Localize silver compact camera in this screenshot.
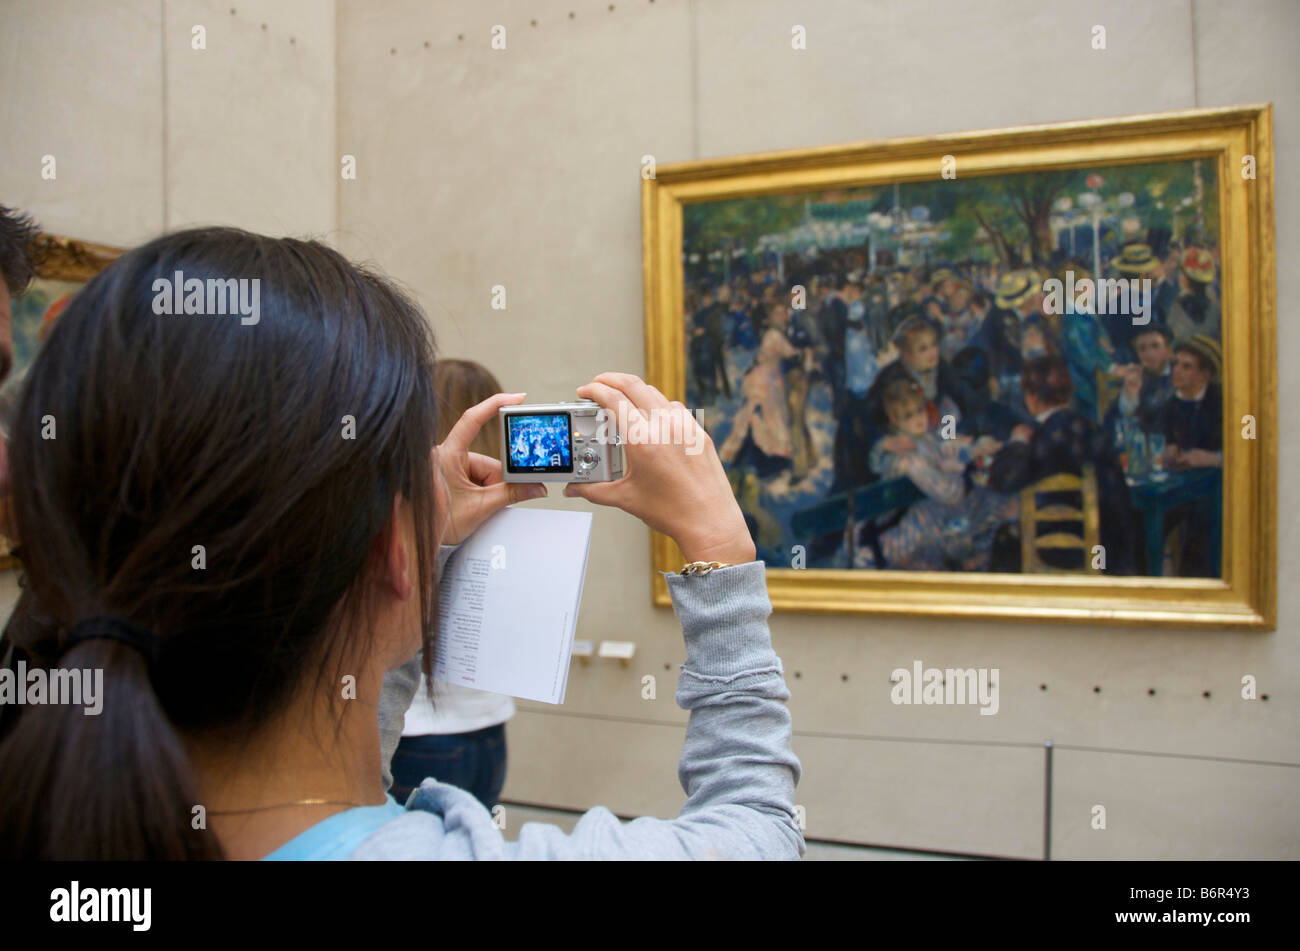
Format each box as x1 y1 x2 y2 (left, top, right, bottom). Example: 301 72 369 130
499 399 625 483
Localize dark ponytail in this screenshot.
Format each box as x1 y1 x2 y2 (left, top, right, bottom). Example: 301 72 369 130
3 640 216 859
0 228 441 859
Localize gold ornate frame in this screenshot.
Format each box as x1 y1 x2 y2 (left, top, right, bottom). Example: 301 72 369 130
0 234 124 571
641 105 1276 629
27 234 124 282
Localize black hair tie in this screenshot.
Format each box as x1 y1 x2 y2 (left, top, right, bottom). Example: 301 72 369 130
63 616 160 666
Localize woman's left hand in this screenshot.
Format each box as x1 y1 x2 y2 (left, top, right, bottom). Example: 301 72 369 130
435 392 548 546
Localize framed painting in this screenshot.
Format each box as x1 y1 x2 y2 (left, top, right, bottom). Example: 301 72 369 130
0 234 124 570
641 105 1275 629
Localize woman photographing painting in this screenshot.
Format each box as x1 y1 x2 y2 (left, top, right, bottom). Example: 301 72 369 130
0 227 802 861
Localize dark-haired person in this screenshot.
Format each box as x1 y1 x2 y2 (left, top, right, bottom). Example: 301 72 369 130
951 346 1030 443
1108 243 1162 363
0 206 41 483
867 314 968 434
972 271 1036 413
1156 335 1223 577
1162 335 1223 471
385 358 516 812
987 355 1137 574
938 282 978 361
0 205 40 384
814 274 856 415
0 227 801 860
1102 323 1175 442
0 206 42 744
832 312 966 493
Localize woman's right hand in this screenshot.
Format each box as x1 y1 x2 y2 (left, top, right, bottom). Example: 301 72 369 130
562 372 756 566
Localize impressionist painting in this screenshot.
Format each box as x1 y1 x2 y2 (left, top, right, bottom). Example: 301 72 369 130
0 236 122 570
682 158 1223 580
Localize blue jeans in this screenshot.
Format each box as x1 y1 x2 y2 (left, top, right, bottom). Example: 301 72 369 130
389 724 507 811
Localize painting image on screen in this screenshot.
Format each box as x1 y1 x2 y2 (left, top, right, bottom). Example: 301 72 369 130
506 413 573 472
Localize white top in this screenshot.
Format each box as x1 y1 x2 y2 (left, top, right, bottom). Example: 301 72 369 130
401 671 516 736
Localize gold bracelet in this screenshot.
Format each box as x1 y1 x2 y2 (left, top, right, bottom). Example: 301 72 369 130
680 561 730 576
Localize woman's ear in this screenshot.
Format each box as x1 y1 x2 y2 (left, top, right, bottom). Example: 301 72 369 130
379 495 414 602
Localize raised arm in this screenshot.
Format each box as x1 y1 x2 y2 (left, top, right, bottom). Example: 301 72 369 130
504 563 802 859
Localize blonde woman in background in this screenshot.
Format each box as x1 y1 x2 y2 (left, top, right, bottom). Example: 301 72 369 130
389 359 515 810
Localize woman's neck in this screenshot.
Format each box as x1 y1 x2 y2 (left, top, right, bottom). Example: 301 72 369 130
183 679 389 860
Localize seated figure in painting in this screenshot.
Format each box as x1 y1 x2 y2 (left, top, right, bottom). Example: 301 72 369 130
951 346 1032 442
854 378 1013 571
939 283 983 361
1162 335 1223 469
1042 263 1118 425
971 271 1038 414
1155 334 1223 577
834 311 970 494
875 313 968 425
1102 322 1175 442
987 355 1138 574
1106 243 1163 364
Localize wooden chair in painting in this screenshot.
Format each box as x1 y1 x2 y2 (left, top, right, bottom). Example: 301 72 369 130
1019 464 1102 574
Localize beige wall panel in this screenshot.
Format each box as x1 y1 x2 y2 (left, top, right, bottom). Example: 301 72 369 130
0 0 164 246
791 733 1044 857
164 0 336 236
338 0 1298 854
501 708 697 818
1052 748 1300 858
694 0 1196 156
335 0 694 377
504 709 1045 858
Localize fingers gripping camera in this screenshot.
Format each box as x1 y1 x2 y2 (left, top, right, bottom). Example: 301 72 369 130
500 399 625 483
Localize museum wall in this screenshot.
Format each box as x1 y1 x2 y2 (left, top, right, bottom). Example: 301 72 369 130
0 0 337 625
0 0 1294 857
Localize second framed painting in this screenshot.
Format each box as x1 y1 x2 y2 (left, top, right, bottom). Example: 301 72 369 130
0 234 123 571
641 105 1275 629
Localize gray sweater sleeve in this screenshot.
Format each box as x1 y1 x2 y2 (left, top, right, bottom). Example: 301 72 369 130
377 544 461 792
359 559 804 860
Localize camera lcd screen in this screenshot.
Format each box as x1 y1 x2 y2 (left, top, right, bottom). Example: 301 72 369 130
505 412 573 473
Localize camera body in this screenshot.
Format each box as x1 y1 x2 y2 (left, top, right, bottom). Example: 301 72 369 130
499 399 624 483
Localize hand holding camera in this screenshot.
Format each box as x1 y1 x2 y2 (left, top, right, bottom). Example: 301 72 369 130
441 374 754 566
435 391 547 546
559 372 755 566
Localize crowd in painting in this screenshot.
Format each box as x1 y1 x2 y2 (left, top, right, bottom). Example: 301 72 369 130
687 235 1223 576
